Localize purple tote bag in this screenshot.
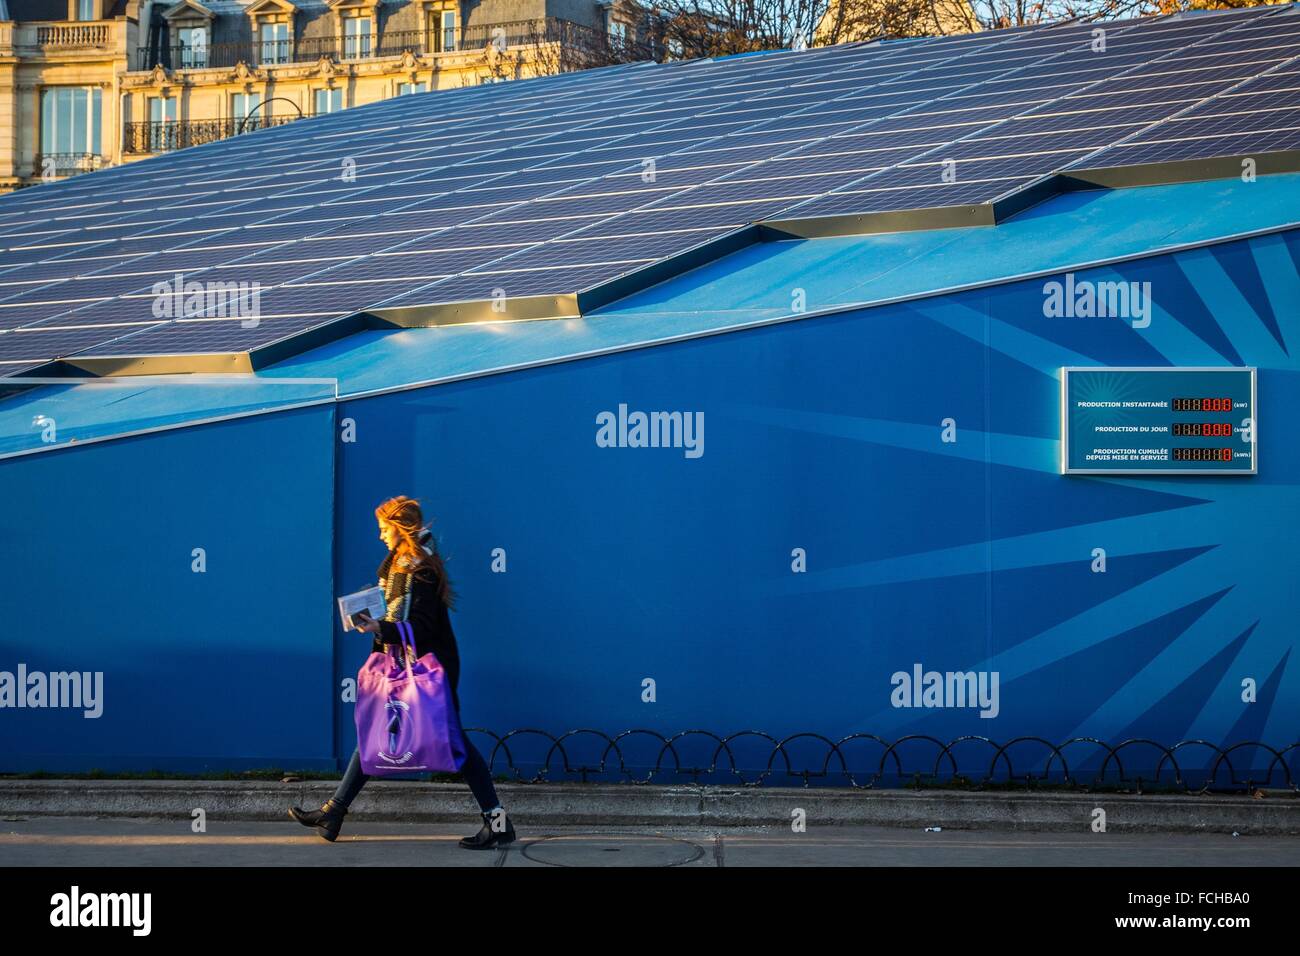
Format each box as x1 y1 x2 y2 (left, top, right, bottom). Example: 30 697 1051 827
355 621 467 775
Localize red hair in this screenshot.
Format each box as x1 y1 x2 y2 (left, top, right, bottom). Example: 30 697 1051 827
375 495 456 608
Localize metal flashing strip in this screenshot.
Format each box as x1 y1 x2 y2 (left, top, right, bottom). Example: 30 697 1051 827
369 293 582 327
765 155 1300 241
0 374 338 391
1062 150 1300 189
759 203 998 240
336 216 1300 404
57 352 258 376
0 374 340 461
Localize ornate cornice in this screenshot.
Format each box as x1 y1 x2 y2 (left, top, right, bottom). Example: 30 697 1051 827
228 60 266 82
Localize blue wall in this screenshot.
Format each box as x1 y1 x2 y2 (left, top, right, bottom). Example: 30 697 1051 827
0 405 337 772
2 230 1295 781
334 230 1299 776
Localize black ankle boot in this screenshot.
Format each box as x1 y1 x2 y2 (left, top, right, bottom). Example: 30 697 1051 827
288 799 347 842
459 809 516 849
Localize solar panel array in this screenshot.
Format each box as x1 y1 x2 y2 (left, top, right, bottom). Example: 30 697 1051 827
3 5 1300 375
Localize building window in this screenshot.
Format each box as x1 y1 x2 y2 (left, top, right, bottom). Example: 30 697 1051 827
40 87 102 162
260 22 289 64
177 26 209 68
148 96 177 122
608 19 628 42
147 95 177 151
232 92 263 130
344 16 372 58
397 81 427 95
430 9 456 51
441 10 457 51
314 88 343 114
76 0 96 20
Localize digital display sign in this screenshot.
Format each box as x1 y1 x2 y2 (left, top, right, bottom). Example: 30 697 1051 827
1061 367 1256 475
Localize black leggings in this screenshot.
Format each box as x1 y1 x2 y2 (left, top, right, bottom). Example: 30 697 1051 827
332 737 500 813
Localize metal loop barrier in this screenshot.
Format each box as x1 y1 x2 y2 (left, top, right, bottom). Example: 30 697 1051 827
455 729 1297 792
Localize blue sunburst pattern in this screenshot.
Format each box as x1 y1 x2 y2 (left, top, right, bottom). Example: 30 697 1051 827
326 226 1300 781
716 230 1299 768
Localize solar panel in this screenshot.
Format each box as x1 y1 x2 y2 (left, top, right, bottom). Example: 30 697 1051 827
68 314 341 356
770 6 1299 222
3 5 1300 372
1070 40 1300 171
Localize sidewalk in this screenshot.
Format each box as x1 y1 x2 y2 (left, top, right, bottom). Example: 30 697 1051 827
1 779 1297 834
4 818 1300 867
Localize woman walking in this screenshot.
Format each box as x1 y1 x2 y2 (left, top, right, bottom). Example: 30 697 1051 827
289 495 516 849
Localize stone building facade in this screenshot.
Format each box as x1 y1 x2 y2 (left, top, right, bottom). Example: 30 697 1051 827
0 0 654 190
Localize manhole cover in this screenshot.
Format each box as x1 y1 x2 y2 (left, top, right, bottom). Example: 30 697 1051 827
522 834 705 867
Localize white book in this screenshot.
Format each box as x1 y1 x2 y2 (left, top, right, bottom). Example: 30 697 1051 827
337 586 386 632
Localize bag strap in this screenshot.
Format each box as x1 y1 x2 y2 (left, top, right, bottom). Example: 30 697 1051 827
397 620 416 680
387 620 408 673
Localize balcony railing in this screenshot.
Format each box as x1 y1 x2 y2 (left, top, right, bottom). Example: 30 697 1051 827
35 23 112 48
133 18 658 72
122 116 299 155
136 31 430 71
497 18 659 64
453 17 658 71
33 152 104 177
8 20 121 52
296 29 433 60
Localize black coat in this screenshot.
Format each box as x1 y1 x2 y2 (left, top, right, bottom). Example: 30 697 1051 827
373 559 462 715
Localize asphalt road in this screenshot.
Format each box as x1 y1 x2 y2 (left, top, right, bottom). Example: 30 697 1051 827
2 816 1298 866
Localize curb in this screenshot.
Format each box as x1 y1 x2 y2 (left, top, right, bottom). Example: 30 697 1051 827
1 780 1298 834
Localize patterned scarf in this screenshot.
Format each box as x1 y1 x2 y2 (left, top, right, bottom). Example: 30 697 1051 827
377 530 433 664
378 551 416 622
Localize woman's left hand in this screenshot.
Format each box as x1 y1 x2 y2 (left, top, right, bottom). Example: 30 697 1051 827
354 612 383 634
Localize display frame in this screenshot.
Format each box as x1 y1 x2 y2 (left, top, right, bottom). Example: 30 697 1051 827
1059 366 1257 476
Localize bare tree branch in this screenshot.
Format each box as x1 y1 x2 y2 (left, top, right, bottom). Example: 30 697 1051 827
521 0 1280 77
